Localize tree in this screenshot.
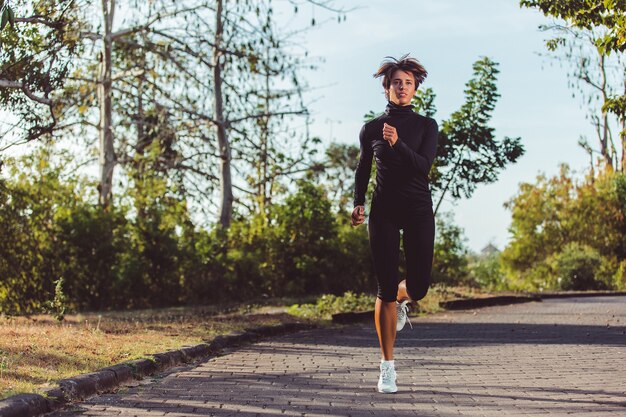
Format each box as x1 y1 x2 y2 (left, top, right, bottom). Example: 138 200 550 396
316 142 360 213
218 1 347 228
409 58 525 215
521 0 626 171
0 0 84 146
431 212 470 285
501 165 626 290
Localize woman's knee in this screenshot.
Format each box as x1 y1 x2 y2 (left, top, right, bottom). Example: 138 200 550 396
377 284 398 303
406 280 429 301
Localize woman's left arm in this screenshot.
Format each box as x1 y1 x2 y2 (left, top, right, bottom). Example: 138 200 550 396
392 118 438 176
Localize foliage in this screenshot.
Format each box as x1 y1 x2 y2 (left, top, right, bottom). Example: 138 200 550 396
430 57 525 214
216 178 376 302
412 87 437 118
0 154 362 313
315 142 360 213
551 242 607 291
286 291 375 320
502 166 626 291
0 0 84 141
519 1 626 55
432 213 470 286
44 277 67 321
0 147 99 314
467 252 508 291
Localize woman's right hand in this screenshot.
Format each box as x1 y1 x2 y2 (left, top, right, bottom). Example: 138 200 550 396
351 205 365 227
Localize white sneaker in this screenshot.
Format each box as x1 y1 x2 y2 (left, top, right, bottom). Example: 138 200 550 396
396 300 412 331
377 361 397 393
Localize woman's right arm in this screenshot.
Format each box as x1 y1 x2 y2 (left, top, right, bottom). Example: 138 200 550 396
353 124 373 208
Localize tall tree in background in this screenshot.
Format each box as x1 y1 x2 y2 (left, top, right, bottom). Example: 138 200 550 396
200 0 345 228
415 57 525 215
520 0 626 172
232 2 334 222
212 0 232 229
317 142 359 213
98 0 115 208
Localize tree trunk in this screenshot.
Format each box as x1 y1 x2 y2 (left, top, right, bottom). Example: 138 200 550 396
621 116 626 173
213 0 233 230
598 54 614 170
622 80 626 173
260 50 271 223
98 0 116 208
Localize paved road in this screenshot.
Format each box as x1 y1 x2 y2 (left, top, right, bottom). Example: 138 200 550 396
50 297 626 417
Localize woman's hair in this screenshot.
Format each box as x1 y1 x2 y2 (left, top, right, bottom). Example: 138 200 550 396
373 54 427 89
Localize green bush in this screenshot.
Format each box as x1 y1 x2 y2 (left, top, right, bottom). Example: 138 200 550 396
224 180 375 299
287 291 375 319
432 213 470 285
552 242 606 291
0 145 486 314
468 252 508 290
503 167 626 291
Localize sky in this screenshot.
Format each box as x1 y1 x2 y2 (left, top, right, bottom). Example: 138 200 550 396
281 0 597 252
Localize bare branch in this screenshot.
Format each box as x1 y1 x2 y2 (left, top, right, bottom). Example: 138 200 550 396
0 80 52 105
112 68 146 82
110 4 209 40
14 16 65 29
227 109 308 126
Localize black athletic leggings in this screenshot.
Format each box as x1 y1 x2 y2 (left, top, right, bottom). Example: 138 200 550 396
368 201 435 303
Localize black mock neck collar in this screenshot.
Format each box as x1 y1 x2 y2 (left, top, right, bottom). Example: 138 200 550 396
385 101 414 116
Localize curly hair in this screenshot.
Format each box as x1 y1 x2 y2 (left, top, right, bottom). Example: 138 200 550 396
373 54 428 89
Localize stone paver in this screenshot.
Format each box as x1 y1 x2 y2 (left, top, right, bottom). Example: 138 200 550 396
49 297 626 416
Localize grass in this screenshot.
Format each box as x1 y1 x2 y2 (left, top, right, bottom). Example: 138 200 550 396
285 285 502 319
0 301 314 400
0 286 499 400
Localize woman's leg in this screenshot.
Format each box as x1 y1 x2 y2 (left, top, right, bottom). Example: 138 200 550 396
368 207 401 360
402 211 436 302
375 298 397 360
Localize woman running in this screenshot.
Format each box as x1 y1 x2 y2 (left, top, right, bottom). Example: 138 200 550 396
351 54 438 393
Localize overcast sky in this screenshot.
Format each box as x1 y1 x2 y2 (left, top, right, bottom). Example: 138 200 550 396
284 0 596 252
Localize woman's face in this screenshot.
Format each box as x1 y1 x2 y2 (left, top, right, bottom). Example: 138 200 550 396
386 69 416 106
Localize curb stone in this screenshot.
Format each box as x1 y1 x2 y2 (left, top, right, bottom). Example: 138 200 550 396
532 290 626 299
0 321 315 417
440 295 542 310
332 310 373 324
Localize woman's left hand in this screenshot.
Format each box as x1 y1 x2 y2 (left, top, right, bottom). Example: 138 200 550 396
382 123 398 146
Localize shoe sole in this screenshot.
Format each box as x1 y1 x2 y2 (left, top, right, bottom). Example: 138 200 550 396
377 387 398 393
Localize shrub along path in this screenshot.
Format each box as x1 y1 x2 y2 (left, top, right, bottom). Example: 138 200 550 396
47 296 626 416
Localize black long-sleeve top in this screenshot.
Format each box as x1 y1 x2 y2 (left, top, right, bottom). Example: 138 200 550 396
353 102 438 210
